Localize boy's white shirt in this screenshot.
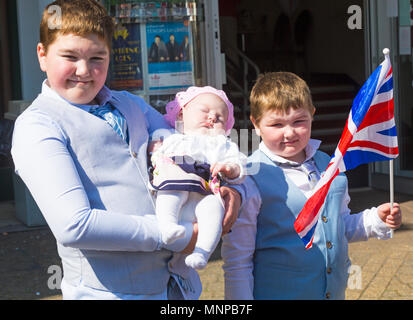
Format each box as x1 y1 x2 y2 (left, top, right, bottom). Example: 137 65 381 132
221 139 393 300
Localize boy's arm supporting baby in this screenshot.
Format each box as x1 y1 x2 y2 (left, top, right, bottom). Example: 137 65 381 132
180 185 242 255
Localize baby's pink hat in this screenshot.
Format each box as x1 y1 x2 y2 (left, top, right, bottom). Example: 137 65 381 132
164 86 235 135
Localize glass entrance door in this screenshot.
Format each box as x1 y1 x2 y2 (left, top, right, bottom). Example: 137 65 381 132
367 0 413 186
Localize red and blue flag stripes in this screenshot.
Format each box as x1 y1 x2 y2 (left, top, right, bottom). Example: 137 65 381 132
294 50 398 249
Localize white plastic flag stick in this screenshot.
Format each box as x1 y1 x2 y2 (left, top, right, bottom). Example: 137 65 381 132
389 157 394 238
383 48 394 211
389 159 394 211
383 48 395 239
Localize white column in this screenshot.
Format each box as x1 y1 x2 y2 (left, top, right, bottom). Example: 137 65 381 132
16 0 47 101
203 0 223 89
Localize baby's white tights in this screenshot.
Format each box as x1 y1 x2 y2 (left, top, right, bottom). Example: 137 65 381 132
156 190 188 245
185 194 224 269
156 191 224 270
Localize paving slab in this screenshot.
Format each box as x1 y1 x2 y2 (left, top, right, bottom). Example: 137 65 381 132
0 188 412 300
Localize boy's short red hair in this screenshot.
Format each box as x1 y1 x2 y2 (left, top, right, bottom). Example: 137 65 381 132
250 72 315 125
40 0 114 53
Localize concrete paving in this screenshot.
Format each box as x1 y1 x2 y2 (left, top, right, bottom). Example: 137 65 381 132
1 188 412 300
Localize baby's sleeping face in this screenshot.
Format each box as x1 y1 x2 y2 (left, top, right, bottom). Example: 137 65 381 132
178 93 228 136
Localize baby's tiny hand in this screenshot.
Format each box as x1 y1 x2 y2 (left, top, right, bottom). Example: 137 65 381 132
210 162 240 180
377 202 402 230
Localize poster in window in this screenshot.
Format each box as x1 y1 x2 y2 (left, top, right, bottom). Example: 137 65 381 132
146 21 194 90
110 23 143 91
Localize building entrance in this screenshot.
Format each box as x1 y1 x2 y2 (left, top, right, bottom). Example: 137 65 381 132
219 0 368 188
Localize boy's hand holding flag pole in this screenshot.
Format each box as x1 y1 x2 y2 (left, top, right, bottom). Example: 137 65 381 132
294 48 399 249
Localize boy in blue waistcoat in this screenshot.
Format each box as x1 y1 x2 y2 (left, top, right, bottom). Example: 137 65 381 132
221 72 402 300
11 0 241 300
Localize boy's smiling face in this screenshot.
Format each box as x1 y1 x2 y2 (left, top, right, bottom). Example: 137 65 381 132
251 107 314 163
37 33 110 105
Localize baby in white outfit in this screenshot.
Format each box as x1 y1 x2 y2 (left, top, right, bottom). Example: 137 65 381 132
150 86 246 270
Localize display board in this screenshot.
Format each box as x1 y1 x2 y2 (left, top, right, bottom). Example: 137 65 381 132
106 1 203 102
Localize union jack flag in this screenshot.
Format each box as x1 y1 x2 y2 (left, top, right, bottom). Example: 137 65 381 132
294 50 399 249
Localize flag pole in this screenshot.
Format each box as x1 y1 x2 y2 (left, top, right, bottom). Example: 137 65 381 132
389 157 394 238
389 159 394 210
383 48 394 212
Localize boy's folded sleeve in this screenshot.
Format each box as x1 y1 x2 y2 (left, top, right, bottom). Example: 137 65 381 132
363 207 393 239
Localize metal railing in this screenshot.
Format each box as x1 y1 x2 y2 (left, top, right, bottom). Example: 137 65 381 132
225 47 260 127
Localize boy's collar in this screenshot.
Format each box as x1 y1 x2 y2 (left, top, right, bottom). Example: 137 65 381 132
259 139 322 166
41 80 113 109
95 85 112 106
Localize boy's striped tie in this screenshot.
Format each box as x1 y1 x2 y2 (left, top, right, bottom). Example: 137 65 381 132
89 103 129 142
300 160 321 189
274 159 320 189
